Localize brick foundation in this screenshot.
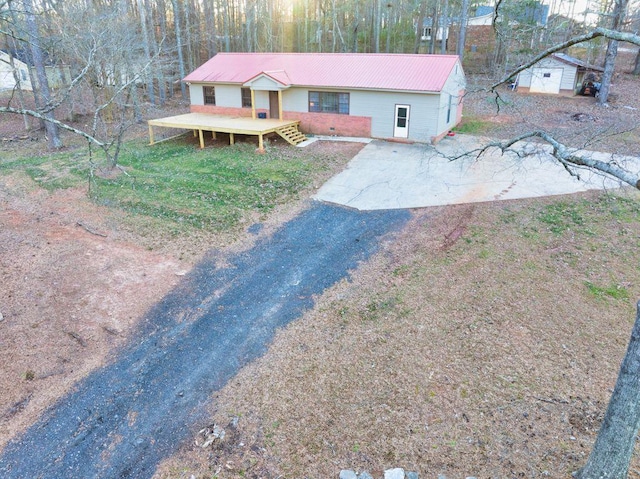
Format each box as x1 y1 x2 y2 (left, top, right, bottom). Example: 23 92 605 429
283 112 371 137
190 105 372 138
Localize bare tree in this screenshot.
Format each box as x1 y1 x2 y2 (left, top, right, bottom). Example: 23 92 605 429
2 31 30 130
575 301 640 478
19 0 62 148
171 0 187 98
598 0 629 104
413 0 427 54
479 26 640 476
1 1 163 171
456 0 470 59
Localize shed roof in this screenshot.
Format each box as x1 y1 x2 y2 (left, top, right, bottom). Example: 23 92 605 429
183 53 461 93
551 53 604 72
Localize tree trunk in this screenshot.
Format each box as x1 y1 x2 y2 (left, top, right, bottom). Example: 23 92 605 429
145 0 166 104
203 0 217 57
633 47 640 75
223 0 231 52
4 32 31 131
413 0 427 54
597 0 627 105
352 1 359 53
456 0 470 60
137 0 156 104
441 0 449 54
385 4 391 53
429 3 439 55
598 39 618 104
22 0 62 148
576 301 640 478
373 0 382 53
171 0 187 99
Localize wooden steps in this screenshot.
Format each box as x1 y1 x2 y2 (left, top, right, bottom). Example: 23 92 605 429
275 124 307 145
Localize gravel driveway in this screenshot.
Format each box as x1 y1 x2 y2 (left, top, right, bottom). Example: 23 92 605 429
0 203 409 479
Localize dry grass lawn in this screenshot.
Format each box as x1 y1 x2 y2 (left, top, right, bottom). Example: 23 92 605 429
155 189 640 479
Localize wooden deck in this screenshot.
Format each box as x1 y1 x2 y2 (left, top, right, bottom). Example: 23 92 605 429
147 113 304 150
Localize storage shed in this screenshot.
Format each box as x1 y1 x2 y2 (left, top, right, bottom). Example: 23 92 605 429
0 51 30 91
183 53 466 143
515 53 604 95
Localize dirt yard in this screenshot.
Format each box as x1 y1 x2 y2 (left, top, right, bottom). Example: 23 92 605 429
0 177 185 450
1 58 640 478
462 48 640 157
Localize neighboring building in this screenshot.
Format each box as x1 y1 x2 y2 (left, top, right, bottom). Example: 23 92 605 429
1 50 72 92
0 50 30 91
468 5 495 26
183 52 466 143
515 52 604 95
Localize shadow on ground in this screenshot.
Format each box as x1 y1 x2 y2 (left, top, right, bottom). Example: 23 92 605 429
0 202 410 479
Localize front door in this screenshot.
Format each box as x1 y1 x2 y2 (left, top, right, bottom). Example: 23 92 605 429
269 91 280 119
394 104 410 138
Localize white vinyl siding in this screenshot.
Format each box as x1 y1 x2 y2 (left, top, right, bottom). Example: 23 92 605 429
437 60 464 131
281 87 440 140
518 57 576 92
213 84 242 107
530 68 563 94
190 84 254 108
189 61 466 141
190 84 204 105
353 90 440 140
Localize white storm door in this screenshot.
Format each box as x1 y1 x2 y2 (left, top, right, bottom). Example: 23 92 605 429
393 104 410 138
530 68 562 94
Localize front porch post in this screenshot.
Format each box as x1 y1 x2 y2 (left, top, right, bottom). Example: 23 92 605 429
229 132 235 145
278 90 283 120
198 129 204 149
258 133 264 152
251 90 256 119
148 124 155 145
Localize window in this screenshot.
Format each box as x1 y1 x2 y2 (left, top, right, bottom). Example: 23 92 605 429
446 94 452 124
241 88 252 108
203 86 216 105
308 91 349 115
543 73 551 78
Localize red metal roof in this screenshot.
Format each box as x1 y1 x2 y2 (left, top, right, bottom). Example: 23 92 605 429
183 53 461 92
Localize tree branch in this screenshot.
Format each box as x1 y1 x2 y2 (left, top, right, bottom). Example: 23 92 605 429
0 105 105 148
464 131 640 190
490 28 640 90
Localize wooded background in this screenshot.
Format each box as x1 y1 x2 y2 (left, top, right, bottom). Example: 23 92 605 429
1 0 639 156
2 0 639 105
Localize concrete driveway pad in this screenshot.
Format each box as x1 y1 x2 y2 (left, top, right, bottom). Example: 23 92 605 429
315 135 640 211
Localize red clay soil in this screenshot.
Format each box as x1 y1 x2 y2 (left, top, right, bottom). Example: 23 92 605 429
0 176 184 450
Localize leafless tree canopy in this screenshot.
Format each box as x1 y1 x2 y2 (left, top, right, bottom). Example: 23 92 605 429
0 0 638 170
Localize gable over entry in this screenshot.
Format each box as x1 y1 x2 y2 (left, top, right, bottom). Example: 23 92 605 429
243 71 290 120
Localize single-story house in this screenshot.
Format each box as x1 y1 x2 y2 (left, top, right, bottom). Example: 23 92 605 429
0 50 31 91
515 52 604 95
183 52 466 143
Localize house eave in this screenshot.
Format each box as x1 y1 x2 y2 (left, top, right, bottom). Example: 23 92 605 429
186 80 444 95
